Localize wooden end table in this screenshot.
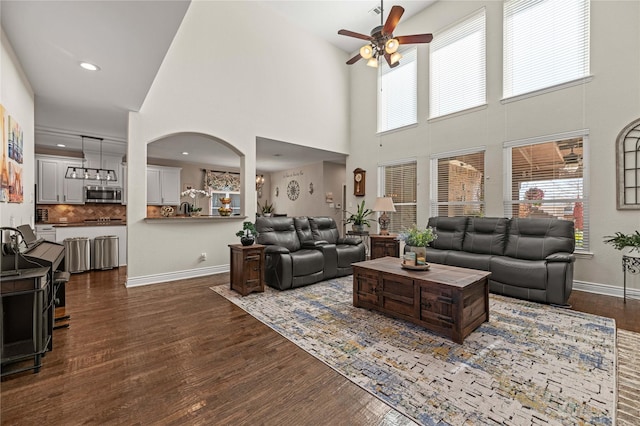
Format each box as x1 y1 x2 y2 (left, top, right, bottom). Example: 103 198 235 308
229 244 265 296
370 234 400 259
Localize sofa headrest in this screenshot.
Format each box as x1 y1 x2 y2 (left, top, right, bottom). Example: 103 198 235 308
294 217 313 243
309 217 339 244
256 217 300 252
505 218 575 260
427 216 468 251
463 217 509 255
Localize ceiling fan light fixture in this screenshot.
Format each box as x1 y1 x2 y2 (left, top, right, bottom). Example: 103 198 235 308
390 51 402 65
366 57 379 68
360 44 374 60
385 38 399 54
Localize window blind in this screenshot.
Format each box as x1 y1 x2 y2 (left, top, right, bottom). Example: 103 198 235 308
378 48 417 133
430 9 486 118
504 137 588 250
503 0 590 98
380 161 417 233
430 150 485 217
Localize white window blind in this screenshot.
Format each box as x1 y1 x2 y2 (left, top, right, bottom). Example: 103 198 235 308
380 161 417 233
504 136 588 250
430 9 486 118
378 47 417 133
430 150 485 217
503 0 590 98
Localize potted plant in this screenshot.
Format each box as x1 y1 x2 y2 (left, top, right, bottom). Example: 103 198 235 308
236 221 258 246
603 230 640 257
397 224 438 262
345 200 374 232
258 200 274 217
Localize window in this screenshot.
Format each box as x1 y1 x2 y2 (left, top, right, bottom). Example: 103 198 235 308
430 8 486 118
430 149 485 217
504 132 588 250
378 47 417 133
503 0 590 98
379 160 417 233
616 118 640 210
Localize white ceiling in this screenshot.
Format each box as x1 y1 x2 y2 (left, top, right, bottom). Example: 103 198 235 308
1 0 434 172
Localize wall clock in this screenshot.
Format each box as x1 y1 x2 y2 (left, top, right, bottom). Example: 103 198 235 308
353 168 366 197
287 180 300 201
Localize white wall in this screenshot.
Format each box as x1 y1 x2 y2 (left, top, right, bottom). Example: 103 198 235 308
0 30 35 228
126 1 350 284
347 1 640 296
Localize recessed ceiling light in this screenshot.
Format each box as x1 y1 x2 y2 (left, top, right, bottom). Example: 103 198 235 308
56 143 66 147
182 152 189 155
79 62 100 71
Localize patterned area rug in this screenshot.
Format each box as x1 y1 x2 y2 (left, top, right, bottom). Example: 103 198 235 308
211 277 616 425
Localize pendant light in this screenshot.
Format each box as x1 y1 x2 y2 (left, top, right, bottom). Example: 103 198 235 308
65 135 117 181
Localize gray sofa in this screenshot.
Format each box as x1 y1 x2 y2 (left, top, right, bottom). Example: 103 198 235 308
255 216 365 290
423 216 575 305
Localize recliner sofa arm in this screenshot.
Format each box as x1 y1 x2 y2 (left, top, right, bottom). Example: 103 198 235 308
545 252 575 263
265 245 290 255
302 240 328 248
337 237 362 245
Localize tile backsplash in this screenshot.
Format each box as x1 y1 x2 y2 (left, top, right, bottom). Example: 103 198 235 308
37 204 126 223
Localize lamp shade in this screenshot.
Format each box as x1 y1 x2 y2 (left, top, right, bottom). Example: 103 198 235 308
372 197 396 212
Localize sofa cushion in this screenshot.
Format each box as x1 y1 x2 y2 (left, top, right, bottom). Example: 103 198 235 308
504 218 575 261
256 217 300 252
427 216 468 251
446 250 493 271
294 217 314 243
290 249 325 277
462 217 508 255
490 256 547 290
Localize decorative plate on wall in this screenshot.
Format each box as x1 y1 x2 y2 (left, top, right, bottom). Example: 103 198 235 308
287 180 300 201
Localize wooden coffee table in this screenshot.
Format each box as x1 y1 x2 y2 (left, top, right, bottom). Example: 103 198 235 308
352 257 491 344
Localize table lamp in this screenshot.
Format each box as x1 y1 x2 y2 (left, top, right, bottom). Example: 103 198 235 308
372 197 396 235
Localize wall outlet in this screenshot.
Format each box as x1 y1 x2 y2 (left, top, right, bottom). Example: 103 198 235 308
200 252 207 261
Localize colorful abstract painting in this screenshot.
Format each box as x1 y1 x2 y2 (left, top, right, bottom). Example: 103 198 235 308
1 107 24 203
0 105 9 202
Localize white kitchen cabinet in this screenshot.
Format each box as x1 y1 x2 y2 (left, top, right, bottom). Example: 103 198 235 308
36 155 85 204
84 151 123 187
55 225 127 267
147 165 181 206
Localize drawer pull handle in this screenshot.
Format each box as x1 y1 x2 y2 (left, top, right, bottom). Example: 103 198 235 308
437 296 453 304
245 255 260 261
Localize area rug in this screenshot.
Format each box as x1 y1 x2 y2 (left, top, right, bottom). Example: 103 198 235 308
211 277 616 425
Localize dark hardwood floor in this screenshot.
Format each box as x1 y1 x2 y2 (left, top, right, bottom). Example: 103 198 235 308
1 268 638 425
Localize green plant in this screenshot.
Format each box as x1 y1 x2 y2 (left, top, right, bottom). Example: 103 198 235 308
258 200 274 214
397 224 437 247
345 200 374 227
603 231 640 252
236 221 258 238
189 204 202 213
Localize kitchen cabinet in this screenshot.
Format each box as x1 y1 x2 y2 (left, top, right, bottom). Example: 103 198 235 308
84 151 123 187
147 165 181 206
34 224 56 242
55 225 127 267
36 155 85 204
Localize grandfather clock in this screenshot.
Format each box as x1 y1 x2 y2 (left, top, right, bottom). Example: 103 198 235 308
353 168 366 197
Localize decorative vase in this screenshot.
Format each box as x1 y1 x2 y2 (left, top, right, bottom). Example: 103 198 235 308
240 236 255 246
263 213 272 217
352 224 365 233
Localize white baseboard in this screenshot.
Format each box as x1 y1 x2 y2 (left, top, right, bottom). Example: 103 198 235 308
573 280 639 300
126 264 229 288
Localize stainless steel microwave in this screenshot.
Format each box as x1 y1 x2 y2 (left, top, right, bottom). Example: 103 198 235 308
85 186 122 203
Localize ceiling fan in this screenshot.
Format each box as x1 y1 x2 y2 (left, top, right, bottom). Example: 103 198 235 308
338 1 433 68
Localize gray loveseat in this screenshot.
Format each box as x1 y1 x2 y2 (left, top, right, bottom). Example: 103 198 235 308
255 216 365 290
423 216 575 305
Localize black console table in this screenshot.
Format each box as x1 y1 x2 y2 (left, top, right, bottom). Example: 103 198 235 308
1 267 52 376
622 254 640 302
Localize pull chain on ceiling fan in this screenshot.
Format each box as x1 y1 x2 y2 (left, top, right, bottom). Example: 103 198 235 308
338 0 433 68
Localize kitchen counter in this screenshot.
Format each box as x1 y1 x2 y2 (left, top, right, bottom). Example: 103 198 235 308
144 215 247 222
37 222 126 227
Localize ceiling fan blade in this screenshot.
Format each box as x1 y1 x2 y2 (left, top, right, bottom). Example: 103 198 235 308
382 6 405 35
396 33 433 45
338 29 372 41
346 53 363 65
